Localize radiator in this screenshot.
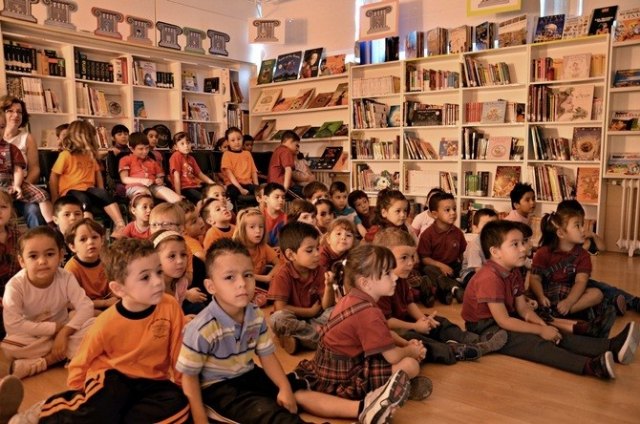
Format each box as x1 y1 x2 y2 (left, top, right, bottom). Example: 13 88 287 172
617 179 640 257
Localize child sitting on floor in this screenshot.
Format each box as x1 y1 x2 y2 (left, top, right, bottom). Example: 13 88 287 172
221 126 259 208
201 198 235 251
348 190 374 230
504 182 536 227
330 182 367 238
319 217 356 270
112 193 153 240
364 189 414 243
459 208 498 287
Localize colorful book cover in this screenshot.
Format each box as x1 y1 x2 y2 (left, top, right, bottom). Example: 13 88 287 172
609 111 640 131
439 138 458 158
486 136 512 160
272 51 303 82
474 21 494 50
300 48 324 78
575 167 600 202
271 96 295 112
257 59 276 85
615 8 640 42
562 15 590 39
314 120 344 138
133 100 147 118
448 25 471 54
405 31 424 59
562 53 591 79
588 6 618 35
533 14 565 43
301 126 320 139
613 69 640 87
289 88 316 110
327 82 349 107
554 84 594 121
320 54 346 76
481 101 507 124
182 70 198 91
253 119 276 141
387 105 402 127
571 127 601 161
139 61 157 87
493 166 521 198
252 88 282 113
607 153 640 175
307 92 333 109
292 125 311 138
498 14 528 47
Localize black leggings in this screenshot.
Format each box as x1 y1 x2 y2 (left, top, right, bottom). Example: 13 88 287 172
67 188 115 211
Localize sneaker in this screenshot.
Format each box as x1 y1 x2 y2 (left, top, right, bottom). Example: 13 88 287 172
587 351 616 380
278 336 298 355
408 376 433 401
584 305 617 338
613 295 627 316
10 358 47 380
609 321 640 364
0 376 23 424
474 329 508 355
358 370 410 424
8 400 43 424
452 286 464 304
447 341 481 361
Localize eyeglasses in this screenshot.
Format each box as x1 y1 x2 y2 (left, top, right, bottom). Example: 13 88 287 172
150 222 180 229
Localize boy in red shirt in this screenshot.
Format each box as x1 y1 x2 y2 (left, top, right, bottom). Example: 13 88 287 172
169 132 214 204
267 130 298 192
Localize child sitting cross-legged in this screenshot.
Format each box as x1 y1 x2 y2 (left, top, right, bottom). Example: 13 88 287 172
221 126 259 208
1 227 94 380
504 182 536 227
373 227 507 365
462 220 640 379
112 193 154 240
177 238 411 424
268 222 334 355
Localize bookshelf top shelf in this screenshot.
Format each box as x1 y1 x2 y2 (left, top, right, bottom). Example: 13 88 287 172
251 73 348 89
529 34 609 48
609 86 640 93
404 88 459 96
133 85 174 92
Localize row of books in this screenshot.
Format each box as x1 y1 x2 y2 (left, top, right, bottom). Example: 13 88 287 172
462 129 523 161
527 165 575 203
530 126 601 161
252 83 348 114
405 169 457 195
184 122 215 149
76 82 112 117
609 111 640 131
74 48 115 83
257 49 347 85
403 134 458 161
226 104 248 133
531 53 605 82
6 76 61 114
358 36 400 65
462 57 512 87
352 76 400 98
464 101 525 124
351 136 400 160
405 66 460 92
405 101 459 127
527 84 595 123
3 42 66 77
353 164 399 192
132 60 174 88
353 98 389 129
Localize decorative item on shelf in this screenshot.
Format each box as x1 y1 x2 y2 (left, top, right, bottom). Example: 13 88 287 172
249 19 283 44
359 0 399 42
126 16 153 45
108 101 123 117
183 27 206 54
157 21 183 50
42 0 77 30
1 0 38 23
92 8 123 39
154 124 171 148
207 30 230 56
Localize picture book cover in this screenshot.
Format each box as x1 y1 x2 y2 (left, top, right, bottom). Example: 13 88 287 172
448 25 471 54
562 53 591 79
257 59 276 85
498 14 528 48
182 70 198 91
474 21 494 50
252 88 282 113
270 129 288 141
554 84 594 121
486 136 512 160
575 167 600 203
271 96 296 112
203 77 220 93
327 82 349 107
562 15 590 39
253 119 276 141
387 105 402 127
301 126 320 139
615 8 640 42
289 88 316 110
334 124 349 136
481 101 507 124
300 48 324 78
533 14 565 43
138 61 157 87
609 111 640 131
133 100 147 118
320 54 346 76
607 153 640 175
272 51 303 82
310 146 344 170
410 108 442 126
189 101 210 121
613 69 640 87
571 127 602 161
588 6 618 35
314 120 344 138
439 138 458 158
307 92 333 109
292 125 311 138
493 166 521 198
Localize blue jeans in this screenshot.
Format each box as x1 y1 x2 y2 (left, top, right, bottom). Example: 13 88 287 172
14 201 45 228
588 278 637 307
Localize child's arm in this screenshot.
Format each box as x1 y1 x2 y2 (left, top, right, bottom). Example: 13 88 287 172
182 374 208 424
487 298 560 342
356 222 367 238
225 169 248 195
381 341 425 364
11 166 24 199
273 300 322 318
259 352 297 414
95 170 105 189
421 256 454 276
49 172 60 202
172 170 182 195
556 272 589 316
528 273 550 307
283 166 292 191
197 171 214 185
321 271 336 310
119 170 152 187
252 169 259 185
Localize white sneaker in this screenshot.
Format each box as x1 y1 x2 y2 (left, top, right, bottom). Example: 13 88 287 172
11 358 47 380
8 401 44 424
0 376 23 424
617 321 640 365
358 370 410 424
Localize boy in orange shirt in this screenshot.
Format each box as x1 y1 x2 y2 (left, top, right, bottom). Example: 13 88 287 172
202 198 235 250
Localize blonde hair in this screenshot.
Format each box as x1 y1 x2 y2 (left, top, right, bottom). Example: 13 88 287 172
149 203 185 227
60 120 100 159
233 208 266 247
150 230 186 294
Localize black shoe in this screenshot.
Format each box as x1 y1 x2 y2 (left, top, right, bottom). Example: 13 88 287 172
453 286 464 304
439 291 453 305
420 293 435 308
447 341 481 361
609 321 640 364
474 329 508 355
587 351 615 379
585 305 617 338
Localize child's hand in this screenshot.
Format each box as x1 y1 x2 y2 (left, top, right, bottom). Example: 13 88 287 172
408 339 426 361
10 185 23 199
324 271 335 287
555 299 572 316
239 187 249 195
185 288 207 304
155 177 164 185
413 318 432 334
277 387 298 414
310 301 323 317
539 325 562 344
51 329 70 361
438 263 454 276
539 296 551 308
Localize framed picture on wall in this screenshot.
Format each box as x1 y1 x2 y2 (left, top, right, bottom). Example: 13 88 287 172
358 0 399 42
467 0 522 17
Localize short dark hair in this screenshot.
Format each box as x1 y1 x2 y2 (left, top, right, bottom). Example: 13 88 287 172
19 226 64 255
243 134 254 143
329 181 348 196
279 221 319 257
264 182 286 197
472 208 498 227
509 182 535 210
64 218 106 246
347 190 368 209
480 220 524 259
281 130 300 144
55 123 69 137
225 126 242 139
128 132 149 149
53 195 83 215
428 191 455 212
103 238 156 283
111 124 129 137
205 238 251 278
0 96 29 127
303 181 328 200
287 199 317 222
556 199 585 216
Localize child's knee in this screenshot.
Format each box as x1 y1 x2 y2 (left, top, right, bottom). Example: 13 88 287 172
392 357 420 378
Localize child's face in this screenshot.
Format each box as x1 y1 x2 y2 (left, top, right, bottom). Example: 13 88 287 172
265 189 286 213
381 199 408 227
472 215 497 234
113 131 129 147
310 190 328 203
57 129 68 142
218 140 229 152
331 191 348 211
18 235 62 288
70 224 102 263
227 131 243 152
282 137 299 153
297 211 317 226
327 225 354 255
432 199 457 226
243 214 265 245
110 253 165 312
287 236 320 270
390 245 417 279
131 197 154 224
205 252 255 319
206 185 228 202
54 205 83 235
158 240 188 280
243 139 253 151
146 130 159 148
561 216 585 246
132 144 150 160
316 204 334 230
367 266 398 299
353 197 370 216
491 229 527 269
184 210 206 239
0 197 12 227
205 200 232 226
515 191 536 216
175 138 191 154
149 213 182 233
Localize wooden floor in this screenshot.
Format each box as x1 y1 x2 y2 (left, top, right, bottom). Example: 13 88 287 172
19 252 640 423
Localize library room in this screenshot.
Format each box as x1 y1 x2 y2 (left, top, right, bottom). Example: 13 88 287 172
0 0 639 423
